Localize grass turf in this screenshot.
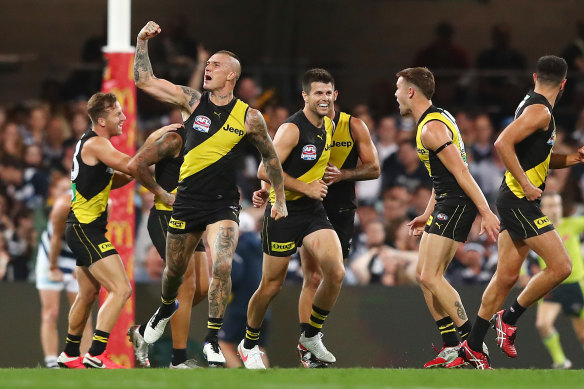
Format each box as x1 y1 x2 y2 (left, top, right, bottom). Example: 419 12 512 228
1 368 582 389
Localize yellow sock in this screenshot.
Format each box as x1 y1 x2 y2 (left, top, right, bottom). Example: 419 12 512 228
543 330 566 365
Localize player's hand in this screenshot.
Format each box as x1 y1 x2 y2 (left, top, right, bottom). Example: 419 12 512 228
324 163 343 185
162 123 183 132
479 211 500 243
48 267 64 282
197 44 210 65
252 189 269 208
271 199 288 220
522 182 543 201
305 179 328 200
138 21 161 41
407 214 429 237
160 191 175 207
576 146 584 163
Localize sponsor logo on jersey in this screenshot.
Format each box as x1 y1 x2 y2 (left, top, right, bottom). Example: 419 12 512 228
426 216 433 226
301 145 317 160
193 115 211 133
332 140 353 148
271 241 295 252
534 216 551 229
169 217 186 230
106 167 114 174
223 124 244 136
417 147 428 155
98 242 114 253
437 213 449 221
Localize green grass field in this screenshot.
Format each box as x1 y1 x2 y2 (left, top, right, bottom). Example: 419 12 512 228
1 368 582 389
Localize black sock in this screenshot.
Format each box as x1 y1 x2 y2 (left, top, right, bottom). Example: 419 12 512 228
138 324 145 338
502 300 526 326
467 317 490 352
88 330 110 356
300 322 311 335
243 324 261 349
159 296 177 318
64 333 82 357
436 317 459 347
205 318 223 343
457 320 472 341
172 348 187 366
305 305 330 338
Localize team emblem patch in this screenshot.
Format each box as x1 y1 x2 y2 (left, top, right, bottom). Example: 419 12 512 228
193 115 211 133
98 242 114 253
301 145 317 160
534 216 551 229
437 213 449 221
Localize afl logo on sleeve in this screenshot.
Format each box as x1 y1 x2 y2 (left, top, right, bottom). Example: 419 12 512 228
193 115 211 133
301 144 317 160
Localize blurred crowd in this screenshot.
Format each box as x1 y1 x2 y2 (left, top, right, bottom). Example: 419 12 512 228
1 19 584 289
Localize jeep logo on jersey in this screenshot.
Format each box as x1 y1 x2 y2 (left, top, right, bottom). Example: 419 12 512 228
332 141 352 148
223 124 244 136
301 145 317 160
193 115 211 133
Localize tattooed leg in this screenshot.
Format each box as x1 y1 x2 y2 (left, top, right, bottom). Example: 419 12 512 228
206 220 239 318
162 231 202 301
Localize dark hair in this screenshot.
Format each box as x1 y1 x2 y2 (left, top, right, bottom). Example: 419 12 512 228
396 67 435 100
87 92 118 125
302 68 335 93
535 55 568 85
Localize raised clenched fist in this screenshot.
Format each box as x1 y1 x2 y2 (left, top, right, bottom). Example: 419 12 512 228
138 21 161 41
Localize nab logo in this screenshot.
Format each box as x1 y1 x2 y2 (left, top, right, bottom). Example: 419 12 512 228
98 242 114 253
332 141 352 148
193 115 211 133
271 241 295 252
534 216 551 229
223 124 244 136
169 218 186 230
301 145 317 160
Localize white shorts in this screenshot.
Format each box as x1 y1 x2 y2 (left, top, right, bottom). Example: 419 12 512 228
35 249 78 293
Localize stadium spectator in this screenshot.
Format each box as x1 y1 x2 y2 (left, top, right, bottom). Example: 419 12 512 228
476 23 527 112
3 207 36 281
1 122 25 161
21 106 50 146
560 20 584 109
381 138 431 194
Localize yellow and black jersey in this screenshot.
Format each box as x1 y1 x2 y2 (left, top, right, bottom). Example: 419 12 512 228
498 90 556 205
67 130 114 227
269 110 334 207
416 106 469 200
323 111 359 211
153 126 186 211
175 92 249 206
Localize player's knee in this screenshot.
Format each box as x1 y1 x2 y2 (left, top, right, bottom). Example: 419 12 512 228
260 278 283 297
327 265 345 285
496 272 519 289
417 272 439 290
555 261 572 282
212 259 232 279
179 273 196 297
41 307 59 323
77 288 99 306
535 319 552 336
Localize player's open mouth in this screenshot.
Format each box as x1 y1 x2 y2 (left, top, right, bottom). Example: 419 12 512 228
318 104 328 108
205 75 212 81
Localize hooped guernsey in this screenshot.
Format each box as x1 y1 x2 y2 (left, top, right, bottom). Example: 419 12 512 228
416 105 469 201
66 130 117 266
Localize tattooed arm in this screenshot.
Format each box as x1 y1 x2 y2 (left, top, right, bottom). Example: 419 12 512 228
127 123 184 206
135 21 201 117
245 108 287 220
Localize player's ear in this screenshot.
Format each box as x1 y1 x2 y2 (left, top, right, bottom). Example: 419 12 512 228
227 71 237 82
97 117 106 127
560 78 567 90
533 73 537 85
302 91 308 103
408 87 415 99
